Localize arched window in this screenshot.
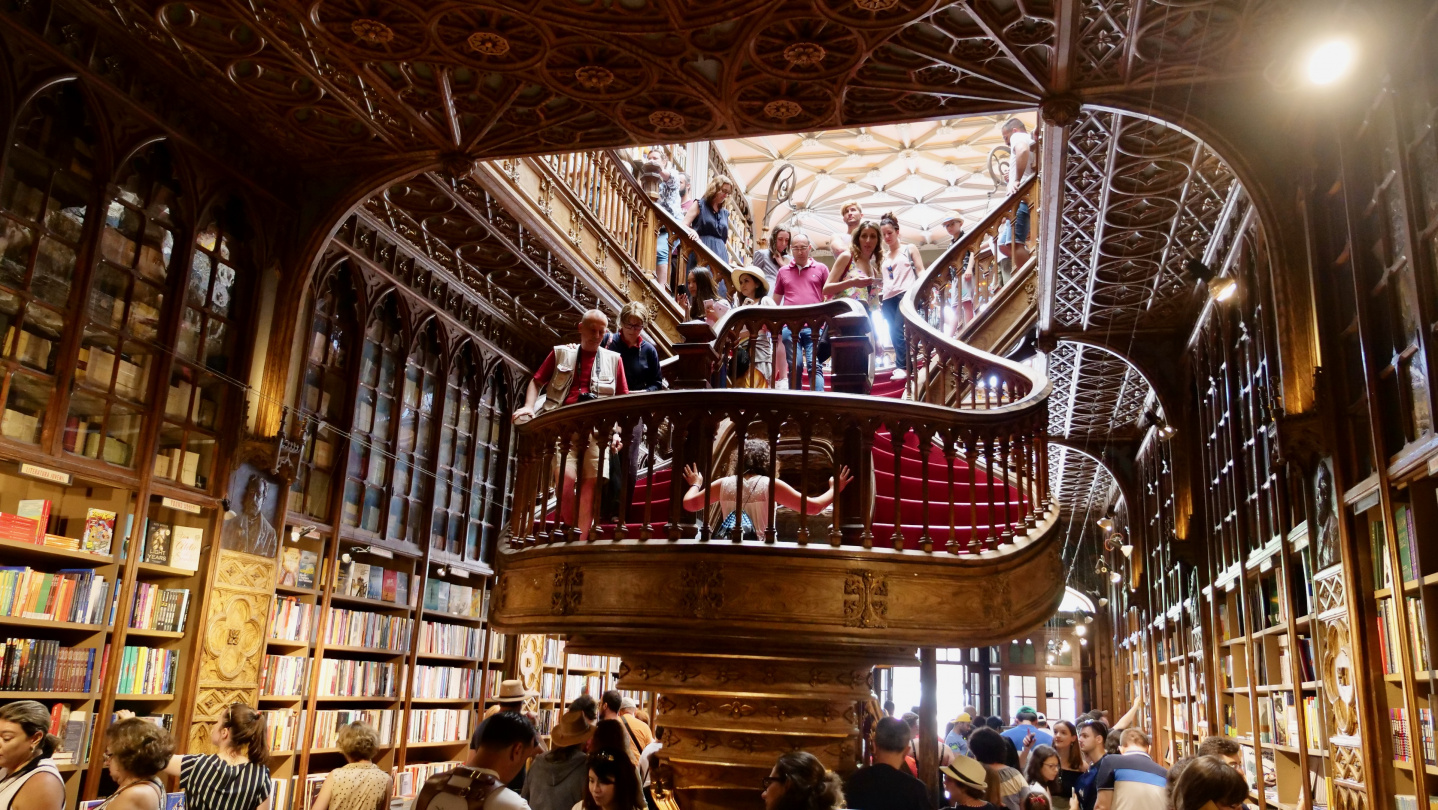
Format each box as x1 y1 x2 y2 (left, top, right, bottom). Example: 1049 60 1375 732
67 142 180 467
431 346 480 556
291 266 357 520
343 295 403 536
469 366 511 561
387 321 440 547
153 200 246 489
0 81 97 444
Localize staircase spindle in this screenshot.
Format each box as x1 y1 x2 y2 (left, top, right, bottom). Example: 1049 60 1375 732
918 428 934 553
732 416 745 544
766 425 779 545
641 417 656 541
797 419 811 546
891 423 905 551
945 438 958 554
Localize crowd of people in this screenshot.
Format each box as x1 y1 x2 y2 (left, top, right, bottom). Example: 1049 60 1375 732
818 700 1254 810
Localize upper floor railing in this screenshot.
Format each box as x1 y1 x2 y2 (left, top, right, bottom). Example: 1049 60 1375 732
507 387 1050 554
901 175 1043 410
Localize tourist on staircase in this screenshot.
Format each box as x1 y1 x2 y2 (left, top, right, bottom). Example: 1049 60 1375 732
681 439 851 541
878 212 924 382
682 174 735 285
513 310 628 542
824 220 882 312
602 302 663 519
830 201 865 256
679 266 730 328
730 266 776 388
996 118 1035 286
772 232 829 391
752 224 790 286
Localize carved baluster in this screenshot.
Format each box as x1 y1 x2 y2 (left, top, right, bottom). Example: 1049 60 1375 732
536 434 554 544
859 421 875 550
765 423 779 545
828 414 843 548
966 436 978 553
1026 430 1039 529
999 432 1013 540
557 432 575 542
918 427 934 553
666 416 685 542
731 414 745 543
945 435 958 554
891 422 905 551
614 415 630 542
797 418 811 546
699 413 713 543
641 416 657 542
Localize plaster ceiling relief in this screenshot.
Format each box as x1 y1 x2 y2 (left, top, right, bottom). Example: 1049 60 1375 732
720 113 1034 252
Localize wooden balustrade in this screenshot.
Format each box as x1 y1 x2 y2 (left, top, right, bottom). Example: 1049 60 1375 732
533 150 736 303
673 299 874 393
709 146 755 266
900 175 1043 411
507 388 1049 554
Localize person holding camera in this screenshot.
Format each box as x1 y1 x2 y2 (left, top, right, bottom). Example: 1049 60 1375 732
513 309 629 541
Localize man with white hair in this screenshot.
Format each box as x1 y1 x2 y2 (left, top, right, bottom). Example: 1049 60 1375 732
513 309 628 540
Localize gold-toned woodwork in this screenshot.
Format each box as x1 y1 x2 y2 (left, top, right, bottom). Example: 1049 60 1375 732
191 549 277 754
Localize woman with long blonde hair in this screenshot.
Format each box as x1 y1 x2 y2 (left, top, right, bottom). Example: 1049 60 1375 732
682 174 735 279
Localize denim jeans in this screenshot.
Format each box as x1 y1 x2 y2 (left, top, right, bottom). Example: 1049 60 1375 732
880 296 908 371
780 325 824 391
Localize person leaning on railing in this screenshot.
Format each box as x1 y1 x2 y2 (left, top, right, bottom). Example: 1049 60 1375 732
729 266 777 389
513 309 629 542
600 302 663 519
681 438 852 541
682 174 735 292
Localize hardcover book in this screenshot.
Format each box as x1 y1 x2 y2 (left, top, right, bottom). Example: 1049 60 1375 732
169 527 202 572
81 509 117 555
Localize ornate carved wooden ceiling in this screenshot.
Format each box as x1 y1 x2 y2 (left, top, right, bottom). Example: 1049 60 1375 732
37 0 1294 167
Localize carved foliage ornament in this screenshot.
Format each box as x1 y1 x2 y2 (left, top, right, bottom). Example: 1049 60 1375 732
648 111 685 130
350 19 395 44
843 570 888 628
551 563 584 615
764 100 804 120
468 31 511 55
783 42 827 67
680 561 724 618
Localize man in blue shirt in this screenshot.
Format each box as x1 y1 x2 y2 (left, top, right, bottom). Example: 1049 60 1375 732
1094 729 1167 810
1071 719 1110 810
999 706 1053 762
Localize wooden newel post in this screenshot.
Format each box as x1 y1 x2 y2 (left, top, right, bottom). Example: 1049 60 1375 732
671 320 718 389
828 311 874 395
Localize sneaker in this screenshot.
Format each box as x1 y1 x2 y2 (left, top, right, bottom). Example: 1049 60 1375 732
775 377 790 390
892 369 908 381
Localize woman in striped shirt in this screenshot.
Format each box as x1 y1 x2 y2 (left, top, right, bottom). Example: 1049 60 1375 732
160 703 272 810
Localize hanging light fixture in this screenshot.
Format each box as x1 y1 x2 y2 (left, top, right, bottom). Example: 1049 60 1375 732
1098 597 1109 607
1096 516 1114 532
1120 539 1134 558
1110 571 1123 584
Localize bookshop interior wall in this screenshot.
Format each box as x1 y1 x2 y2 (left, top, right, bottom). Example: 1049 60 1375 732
0 2 1437 810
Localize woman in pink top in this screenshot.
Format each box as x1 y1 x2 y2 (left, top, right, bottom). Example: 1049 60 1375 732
878 212 925 380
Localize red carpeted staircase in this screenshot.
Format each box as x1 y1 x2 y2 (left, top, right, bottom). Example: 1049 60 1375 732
614 370 1028 549
868 368 1028 552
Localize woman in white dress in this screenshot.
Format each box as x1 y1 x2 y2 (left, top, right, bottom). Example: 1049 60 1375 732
682 439 852 539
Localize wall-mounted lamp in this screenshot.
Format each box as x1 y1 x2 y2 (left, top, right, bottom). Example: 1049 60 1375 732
1110 571 1123 584
1143 409 1178 440
220 498 237 521
1096 516 1115 532
1185 258 1237 302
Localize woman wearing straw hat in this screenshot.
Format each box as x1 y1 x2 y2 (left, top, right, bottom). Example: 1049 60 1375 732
729 265 776 388
524 707 597 810
941 756 1002 810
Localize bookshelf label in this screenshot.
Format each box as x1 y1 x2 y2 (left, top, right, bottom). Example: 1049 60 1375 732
160 497 203 515
18 463 72 485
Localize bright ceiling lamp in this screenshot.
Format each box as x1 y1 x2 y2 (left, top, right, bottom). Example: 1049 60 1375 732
1305 38 1356 86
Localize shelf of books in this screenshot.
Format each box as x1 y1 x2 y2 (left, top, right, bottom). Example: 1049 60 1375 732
264 522 509 810
1358 479 1437 810
0 459 216 807
512 635 642 742
1152 573 1209 765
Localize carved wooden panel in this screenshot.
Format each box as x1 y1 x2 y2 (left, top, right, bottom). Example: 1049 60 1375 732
191 549 276 755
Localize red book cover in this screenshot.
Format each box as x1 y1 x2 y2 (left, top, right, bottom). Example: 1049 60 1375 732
0 513 40 544
382 569 398 603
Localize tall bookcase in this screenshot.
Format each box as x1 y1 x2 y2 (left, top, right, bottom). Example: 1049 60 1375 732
0 461 222 808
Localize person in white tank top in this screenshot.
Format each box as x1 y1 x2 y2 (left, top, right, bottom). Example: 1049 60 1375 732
0 700 64 810
682 439 853 538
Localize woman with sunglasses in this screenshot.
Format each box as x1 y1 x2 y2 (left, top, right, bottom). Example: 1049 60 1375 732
96 718 175 810
577 749 644 810
761 751 844 810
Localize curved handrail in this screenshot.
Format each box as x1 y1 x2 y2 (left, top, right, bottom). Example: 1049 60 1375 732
507 388 1051 555
600 150 737 298
899 175 1044 411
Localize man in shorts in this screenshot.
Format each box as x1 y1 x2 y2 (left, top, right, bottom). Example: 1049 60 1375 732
513 309 629 540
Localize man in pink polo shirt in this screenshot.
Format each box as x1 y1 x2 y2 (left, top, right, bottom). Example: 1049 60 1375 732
771 232 829 391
